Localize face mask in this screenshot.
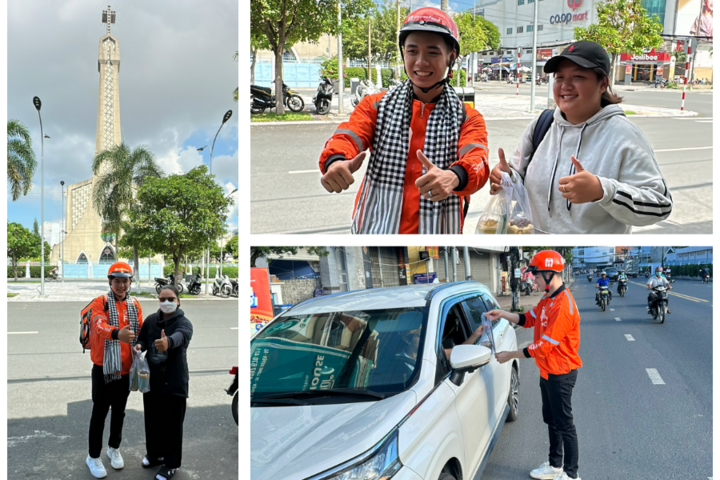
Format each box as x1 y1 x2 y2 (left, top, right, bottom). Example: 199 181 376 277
656 272 662 277
159 301 178 314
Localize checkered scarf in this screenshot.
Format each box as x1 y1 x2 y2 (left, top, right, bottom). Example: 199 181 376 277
351 79 464 234
104 292 140 384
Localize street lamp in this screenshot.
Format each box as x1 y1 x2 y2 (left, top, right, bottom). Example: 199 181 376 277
33 96 46 295
60 181 65 283
220 188 238 276
201 110 233 295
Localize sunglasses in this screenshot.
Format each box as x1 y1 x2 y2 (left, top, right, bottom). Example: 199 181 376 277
159 297 177 302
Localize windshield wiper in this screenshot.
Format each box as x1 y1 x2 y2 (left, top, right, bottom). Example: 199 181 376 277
256 388 386 401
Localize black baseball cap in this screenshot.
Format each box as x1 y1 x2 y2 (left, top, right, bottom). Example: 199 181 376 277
544 41 610 75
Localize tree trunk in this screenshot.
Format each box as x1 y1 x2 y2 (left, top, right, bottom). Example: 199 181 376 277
609 53 617 91
13 255 17 282
251 46 258 85
133 245 140 290
274 47 285 114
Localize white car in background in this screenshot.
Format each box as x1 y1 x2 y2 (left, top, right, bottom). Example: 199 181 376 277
251 281 520 480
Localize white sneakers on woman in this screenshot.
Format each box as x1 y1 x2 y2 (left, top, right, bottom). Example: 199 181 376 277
530 461 563 479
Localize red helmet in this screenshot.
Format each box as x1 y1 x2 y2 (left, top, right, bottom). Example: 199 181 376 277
399 7 460 56
107 261 133 278
527 250 565 274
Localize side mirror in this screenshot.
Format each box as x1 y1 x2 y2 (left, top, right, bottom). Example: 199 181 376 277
448 345 492 386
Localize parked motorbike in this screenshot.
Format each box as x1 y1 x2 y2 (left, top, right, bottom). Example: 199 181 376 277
617 278 628 297
186 272 203 295
226 366 238 425
230 278 238 298
649 285 669 323
154 272 185 294
250 81 304 114
653 78 668 89
598 285 610 311
351 79 376 108
313 77 334 115
212 274 233 298
523 277 534 296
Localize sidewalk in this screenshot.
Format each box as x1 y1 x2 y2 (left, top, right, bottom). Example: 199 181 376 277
7 280 236 302
252 83 698 125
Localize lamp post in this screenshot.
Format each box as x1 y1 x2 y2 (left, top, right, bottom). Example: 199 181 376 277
60 181 65 283
33 97 46 295
199 110 233 295
220 188 238 276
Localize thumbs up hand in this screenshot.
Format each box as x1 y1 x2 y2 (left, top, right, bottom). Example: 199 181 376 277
415 150 459 202
321 151 367 193
118 324 135 343
490 148 512 195
154 329 169 352
557 156 604 204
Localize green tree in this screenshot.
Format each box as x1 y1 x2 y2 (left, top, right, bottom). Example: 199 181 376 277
251 247 328 267
225 235 239 261
122 166 232 286
92 143 164 286
251 0 372 114
7 120 37 201
343 3 407 67
32 218 39 236
476 16 501 51
574 0 663 89
8 221 39 281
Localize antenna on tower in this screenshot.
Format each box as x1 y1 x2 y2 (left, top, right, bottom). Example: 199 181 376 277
102 5 116 35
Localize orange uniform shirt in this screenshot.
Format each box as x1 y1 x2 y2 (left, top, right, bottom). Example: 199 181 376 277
519 284 582 379
90 295 144 375
319 91 489 234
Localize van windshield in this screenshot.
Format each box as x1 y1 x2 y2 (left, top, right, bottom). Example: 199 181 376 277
251 308 426 402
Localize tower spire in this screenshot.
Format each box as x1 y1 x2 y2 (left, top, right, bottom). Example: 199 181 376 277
102 5 116 36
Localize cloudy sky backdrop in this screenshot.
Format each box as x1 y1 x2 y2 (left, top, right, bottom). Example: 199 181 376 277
8 0 239 242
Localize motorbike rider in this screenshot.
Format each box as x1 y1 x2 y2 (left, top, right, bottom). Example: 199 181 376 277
647 266 672 314
318 7 490 234
664 265 672 280
595 271 612 305
700 265 710 280
522 267 536 291
617 270 628 293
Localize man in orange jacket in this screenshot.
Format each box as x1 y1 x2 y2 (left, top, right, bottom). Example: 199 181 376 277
487 250 582 480
318 7 489 234
86 262 144 479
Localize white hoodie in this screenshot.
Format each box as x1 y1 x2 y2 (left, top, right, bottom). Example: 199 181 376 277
508 105 672 234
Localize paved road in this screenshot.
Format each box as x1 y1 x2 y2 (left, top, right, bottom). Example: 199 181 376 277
251 96 713 233
482 278 712 480
7 300 239 480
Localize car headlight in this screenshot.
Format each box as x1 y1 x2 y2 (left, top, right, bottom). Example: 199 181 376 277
325 431 402 480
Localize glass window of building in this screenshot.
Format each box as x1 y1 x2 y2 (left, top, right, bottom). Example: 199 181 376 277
518 0 525 4
507 27 513 34
517 26 524 33
538 24 544 30
528 25 534 32
641 0 666 26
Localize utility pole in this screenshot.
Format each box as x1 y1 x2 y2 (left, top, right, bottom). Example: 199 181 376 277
338 0 344 114
368 16 372 82
530 0 539 112
510 247 519 311
451 247 457 282
444 247 449 282
463 246 472 280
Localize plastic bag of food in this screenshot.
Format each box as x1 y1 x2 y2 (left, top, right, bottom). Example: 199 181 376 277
506 174 534 234
129 349 151 393
476 172 512 234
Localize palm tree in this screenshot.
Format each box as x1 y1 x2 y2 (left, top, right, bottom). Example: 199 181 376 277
92 143 163 286
233 51 239 102
7 119 37 201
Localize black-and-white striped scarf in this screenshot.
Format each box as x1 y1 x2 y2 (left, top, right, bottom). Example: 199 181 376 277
104 291 140 384
351 79 464 234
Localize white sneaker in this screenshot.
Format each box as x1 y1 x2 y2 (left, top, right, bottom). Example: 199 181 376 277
530 461 563 479
86 455 108 479
107 447 124 469
553 473 581 480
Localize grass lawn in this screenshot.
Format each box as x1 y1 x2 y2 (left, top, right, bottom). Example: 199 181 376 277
251 111 314 122
8 293 19 297
624 111 636 115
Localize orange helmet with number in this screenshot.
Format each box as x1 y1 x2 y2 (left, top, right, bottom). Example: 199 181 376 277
526 250 565 291
107 261 133 278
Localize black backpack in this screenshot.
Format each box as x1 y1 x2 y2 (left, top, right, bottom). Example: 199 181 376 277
530 108 555 162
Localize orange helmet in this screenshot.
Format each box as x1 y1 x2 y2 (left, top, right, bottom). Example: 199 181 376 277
107 261 133 278
527 250 565 274
399 7 461 56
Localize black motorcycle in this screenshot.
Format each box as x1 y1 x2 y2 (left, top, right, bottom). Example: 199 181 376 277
186 272 202 295
154 272 184 294
313 77 334 115
617 278 628 297
250 81 304 114
653 78 668 89
587 273 593 283
598 286 610 311
649 285 669 323
702 273 710 284
227 366 238 425
230 278 238 298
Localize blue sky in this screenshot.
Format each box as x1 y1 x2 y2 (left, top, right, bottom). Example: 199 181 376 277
7 0 239 242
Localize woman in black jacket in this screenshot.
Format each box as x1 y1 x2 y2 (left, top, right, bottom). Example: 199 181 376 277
134 285 193 480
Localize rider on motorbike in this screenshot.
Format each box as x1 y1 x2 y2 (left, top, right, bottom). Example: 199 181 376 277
595 271 611 305
617 269 627 293
647 266 672 314
521 268 535 291
701 265 710 281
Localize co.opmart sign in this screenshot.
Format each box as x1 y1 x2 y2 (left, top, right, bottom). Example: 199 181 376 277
550 0 589 24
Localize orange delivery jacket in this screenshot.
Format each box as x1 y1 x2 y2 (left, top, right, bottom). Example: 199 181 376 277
518 284 583 380
90 294 144 375
319 90 490 234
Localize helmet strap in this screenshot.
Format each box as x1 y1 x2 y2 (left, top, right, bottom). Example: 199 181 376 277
541 271 556 292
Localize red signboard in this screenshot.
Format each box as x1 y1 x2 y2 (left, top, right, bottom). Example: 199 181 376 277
537 48 553 61
567 0 583 10
620 48 671 62
251 268 273 335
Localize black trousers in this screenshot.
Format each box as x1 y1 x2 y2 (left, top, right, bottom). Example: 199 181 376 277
143 391 187 469
540 369 579 478
89 364 130 458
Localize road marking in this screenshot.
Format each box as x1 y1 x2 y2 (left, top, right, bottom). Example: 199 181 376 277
695 120 713 123
288 169 319 174
625 334 635 341
230 327 238 330
615 317 622 321
653 146 712 152
646 368 665 385
7 331 38 335
610 308 615 311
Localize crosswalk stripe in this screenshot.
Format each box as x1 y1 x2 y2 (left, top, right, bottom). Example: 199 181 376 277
615 317 621 321
646 368 665 385
625 334 635 341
